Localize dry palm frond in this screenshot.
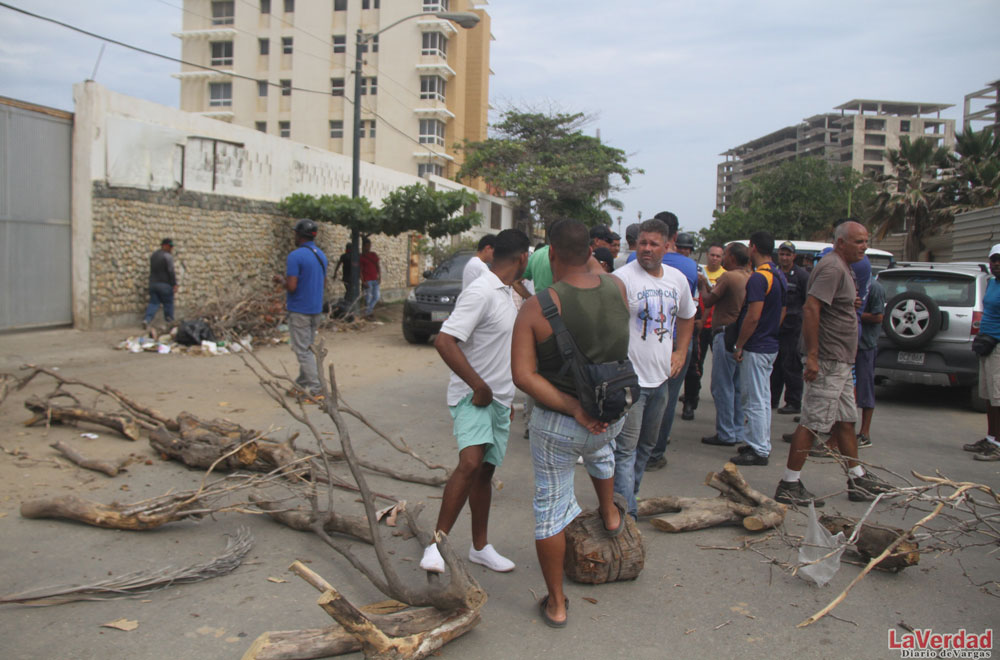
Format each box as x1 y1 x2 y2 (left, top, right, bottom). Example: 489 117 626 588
0 527 254 607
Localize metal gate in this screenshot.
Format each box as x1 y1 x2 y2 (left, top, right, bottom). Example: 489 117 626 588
0 98 72 330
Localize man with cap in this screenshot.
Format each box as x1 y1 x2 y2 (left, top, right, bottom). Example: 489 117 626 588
771 241 810 415
276 219 328 402
615 223 640 270
966 243 1000 461
143 238 178 328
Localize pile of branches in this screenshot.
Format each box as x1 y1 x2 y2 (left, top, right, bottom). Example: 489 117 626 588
189 276 287 343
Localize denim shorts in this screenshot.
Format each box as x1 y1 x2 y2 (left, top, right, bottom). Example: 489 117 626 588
528 406 624 540
449 394 510 467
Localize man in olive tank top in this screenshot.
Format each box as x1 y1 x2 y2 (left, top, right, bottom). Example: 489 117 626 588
512 219 631 629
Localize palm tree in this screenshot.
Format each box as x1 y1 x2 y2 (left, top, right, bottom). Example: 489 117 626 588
870 137 953 261
948 129 1000 209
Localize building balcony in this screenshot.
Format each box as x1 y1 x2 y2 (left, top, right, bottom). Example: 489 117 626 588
416 18 458 35
415 62 457 80
413 149 454 162
413 105 455 120
172 28 237 40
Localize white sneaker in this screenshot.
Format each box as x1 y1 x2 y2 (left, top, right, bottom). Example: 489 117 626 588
419 543 445 573
468 544 515 572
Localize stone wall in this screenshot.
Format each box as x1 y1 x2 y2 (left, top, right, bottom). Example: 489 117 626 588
89 184 409 328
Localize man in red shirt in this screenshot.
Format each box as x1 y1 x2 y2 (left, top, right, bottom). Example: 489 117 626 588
360 237 381 318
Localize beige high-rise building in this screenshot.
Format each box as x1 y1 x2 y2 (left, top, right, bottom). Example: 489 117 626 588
174 0 491 183
717 100 956 212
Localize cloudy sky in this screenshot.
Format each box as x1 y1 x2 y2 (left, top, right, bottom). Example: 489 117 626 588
2 0 998 233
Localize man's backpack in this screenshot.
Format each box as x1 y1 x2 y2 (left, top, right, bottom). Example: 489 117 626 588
537 288 639 424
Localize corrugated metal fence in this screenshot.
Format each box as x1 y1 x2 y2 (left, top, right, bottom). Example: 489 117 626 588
0 99 72 330
952 206 1000 262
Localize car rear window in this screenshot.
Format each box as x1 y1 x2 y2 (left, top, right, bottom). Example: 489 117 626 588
431 252 474 279
877 271 976 307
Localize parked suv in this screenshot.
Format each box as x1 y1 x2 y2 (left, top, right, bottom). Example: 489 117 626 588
874 262 991 411
401 251 475 344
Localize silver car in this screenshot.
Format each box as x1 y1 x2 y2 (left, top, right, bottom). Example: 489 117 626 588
875 262 992 412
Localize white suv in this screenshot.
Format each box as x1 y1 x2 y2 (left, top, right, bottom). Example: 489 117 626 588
875 262 992 412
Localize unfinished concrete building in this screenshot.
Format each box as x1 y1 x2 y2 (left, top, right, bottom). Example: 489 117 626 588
963 79 1000 134
717 100 956 212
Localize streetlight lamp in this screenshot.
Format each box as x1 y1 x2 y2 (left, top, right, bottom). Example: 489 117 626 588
346 11 481 312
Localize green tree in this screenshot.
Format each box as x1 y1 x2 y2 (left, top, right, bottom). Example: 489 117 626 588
869 136 953 261
700 157 873 246
457 110 639 231
946 128 1000 210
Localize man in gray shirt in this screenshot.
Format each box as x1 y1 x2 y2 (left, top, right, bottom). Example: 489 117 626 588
773 221 892 506
143 238 177 327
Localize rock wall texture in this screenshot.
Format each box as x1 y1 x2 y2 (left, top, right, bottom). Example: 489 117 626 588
90 184 410 327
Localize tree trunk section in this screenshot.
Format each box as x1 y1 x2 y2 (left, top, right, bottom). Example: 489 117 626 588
563 509 645 584
50 441 127 477
820 514 920 572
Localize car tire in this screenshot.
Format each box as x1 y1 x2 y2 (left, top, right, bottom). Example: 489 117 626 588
882 291 942 350
969 385 988 413
402 324 430 345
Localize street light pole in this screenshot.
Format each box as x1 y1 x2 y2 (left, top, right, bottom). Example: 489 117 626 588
346 11 480 312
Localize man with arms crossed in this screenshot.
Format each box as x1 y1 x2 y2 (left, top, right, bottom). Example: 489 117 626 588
419 229 530 573
611 219 695 519
512 219 631 628
774 222 892 505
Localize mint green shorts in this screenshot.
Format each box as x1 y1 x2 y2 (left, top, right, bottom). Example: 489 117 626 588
449 394 511 467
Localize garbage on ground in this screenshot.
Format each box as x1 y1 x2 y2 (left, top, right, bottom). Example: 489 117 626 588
798 502 846 587
176 319 216 346
116 334 253 357
80 433 99 439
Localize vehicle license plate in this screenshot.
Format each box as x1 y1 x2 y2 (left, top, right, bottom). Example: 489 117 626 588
431 311 450 322
897 351 925 365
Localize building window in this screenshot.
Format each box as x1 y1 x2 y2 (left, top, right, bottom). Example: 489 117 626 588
260 0 270 13
360 35 379 53
420 75 446 101
282 37 293 54
280 79 291 96
422 0 448 11
259 38 269 55
361 77 377 95
330 120 344 138
257 80 268 96
330 77 345 96
419 119 445 145
279 121 290 138
900 120 911 132
864 133 886 146
212 1 234 25
418 163 443 177
284 0 294 12
864 149 884 162
359 119 376 138
421 32 447 57
864 118 886 131
332 34 346 53
334 0 347 10
490 202 502 230
210 41 233 66
209 82 232 107
256 121 267 132
362 0 380 8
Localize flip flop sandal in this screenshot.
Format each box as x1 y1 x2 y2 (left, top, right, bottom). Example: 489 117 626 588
538 595 568 628
604 492 628 538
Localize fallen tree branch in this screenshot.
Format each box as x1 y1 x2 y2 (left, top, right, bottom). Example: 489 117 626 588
24 395 141 442
49 440 128 477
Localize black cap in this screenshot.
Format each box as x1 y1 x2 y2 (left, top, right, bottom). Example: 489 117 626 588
593 247 614 267
675 232 695 249
778 241 796 253
589 225 613 242
161 238 174 247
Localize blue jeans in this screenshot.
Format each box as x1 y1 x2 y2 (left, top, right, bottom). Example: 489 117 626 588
143 282 174 324
646 341 694 469
740 350 777 457
363 280 380 315
710 331 743 444
612 380 669 519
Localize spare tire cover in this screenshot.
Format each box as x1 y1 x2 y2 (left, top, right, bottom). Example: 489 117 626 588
881 291 941 350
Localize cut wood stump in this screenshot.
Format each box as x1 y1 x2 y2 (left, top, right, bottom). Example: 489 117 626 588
636 463 786 533
820 514 920 572
563 510 644 584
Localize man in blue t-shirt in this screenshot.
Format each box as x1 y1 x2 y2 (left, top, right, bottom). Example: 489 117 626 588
277 218 328 402
730 231 786 466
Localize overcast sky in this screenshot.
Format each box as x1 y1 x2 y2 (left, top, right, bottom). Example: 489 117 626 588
2 0 998 234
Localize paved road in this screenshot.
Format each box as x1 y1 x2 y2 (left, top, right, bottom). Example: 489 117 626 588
0 322 996 659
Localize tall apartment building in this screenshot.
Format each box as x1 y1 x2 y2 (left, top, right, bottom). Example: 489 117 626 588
717 99 955 212
174 0 491 183
963 78 1000 134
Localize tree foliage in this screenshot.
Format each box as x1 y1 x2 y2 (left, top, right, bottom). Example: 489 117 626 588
280 184 481 239
457 110 639 229
700 157 874 246
947 129 1000 210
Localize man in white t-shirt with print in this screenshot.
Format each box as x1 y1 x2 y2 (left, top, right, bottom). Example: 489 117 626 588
420 229 530 574
611 218 697 519
461 234 496 290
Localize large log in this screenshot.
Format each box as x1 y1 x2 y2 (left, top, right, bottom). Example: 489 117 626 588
23 396 141 442
820 514 920 572
563 509 645 584
19 494 205 530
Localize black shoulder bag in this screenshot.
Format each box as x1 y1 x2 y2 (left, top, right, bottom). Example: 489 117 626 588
537 289 639 424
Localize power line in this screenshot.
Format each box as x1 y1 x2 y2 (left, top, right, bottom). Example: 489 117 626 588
0 1 447 159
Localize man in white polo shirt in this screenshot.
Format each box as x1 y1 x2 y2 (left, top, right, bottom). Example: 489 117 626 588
611 218 696 519
461 234 496 290
420 229 531 574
